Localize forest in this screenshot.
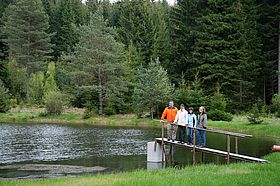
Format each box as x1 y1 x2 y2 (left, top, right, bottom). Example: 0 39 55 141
0 0 279 121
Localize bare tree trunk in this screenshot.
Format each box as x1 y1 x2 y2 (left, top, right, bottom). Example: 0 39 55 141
98 66 103 115
239 80 243 104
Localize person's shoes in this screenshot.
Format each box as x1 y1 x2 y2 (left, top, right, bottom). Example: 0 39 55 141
177 141 181 143
181 141 185 144
172 139 175 142
189 143 193 146
167 138 171 141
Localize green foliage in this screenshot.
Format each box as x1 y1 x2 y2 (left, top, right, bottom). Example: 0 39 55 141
52 0 88 59
133 58 173 118
67 11 124 115
0 79 10 113
272 93 280 117
208 110 233 122
2 0 53 98
247 103 263 124
9 98 17 108
6 60 26 100
30 72 45 104
174 74 207 111
208 90 233 121
44 62 57 93
117 0 154 64
44 91 65 115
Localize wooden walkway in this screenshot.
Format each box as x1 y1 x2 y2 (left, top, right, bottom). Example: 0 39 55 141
155 138 268 163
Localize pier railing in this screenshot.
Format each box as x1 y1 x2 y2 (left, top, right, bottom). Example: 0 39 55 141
160 121 253 165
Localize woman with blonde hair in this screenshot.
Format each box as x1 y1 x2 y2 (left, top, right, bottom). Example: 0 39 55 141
196 106 207 147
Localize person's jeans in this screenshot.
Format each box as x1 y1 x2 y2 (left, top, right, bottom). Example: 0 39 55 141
187 128 194 144
177 125 186 142
167 123 177 140
196 129 206 146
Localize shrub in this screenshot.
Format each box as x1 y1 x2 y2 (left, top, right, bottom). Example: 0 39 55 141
9 98 17 108
0 80 10 113
272 93 280 117
208 110 233 121
44 91 65 115
247 104 263 124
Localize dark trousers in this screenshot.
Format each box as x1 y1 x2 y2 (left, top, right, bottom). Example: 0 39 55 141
177 125 186 142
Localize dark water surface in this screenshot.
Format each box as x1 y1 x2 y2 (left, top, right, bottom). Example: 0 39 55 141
0 123 275 178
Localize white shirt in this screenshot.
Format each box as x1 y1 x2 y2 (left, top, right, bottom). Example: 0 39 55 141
174 109 188 126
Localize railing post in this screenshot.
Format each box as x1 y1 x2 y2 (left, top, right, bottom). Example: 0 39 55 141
227 134 230 164
161 122 165 164
235 136 238 154
193 128 196 165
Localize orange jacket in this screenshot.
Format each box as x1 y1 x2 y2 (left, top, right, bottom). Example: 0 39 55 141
161 107 178 122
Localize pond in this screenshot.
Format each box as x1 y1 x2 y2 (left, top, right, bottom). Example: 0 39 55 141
0 123 275 178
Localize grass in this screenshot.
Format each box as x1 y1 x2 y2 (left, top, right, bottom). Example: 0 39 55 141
1 153 280 186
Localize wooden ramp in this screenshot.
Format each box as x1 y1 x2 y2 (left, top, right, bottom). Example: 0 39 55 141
155 138 268 163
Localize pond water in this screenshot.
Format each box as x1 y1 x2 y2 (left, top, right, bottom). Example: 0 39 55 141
0 123 275 178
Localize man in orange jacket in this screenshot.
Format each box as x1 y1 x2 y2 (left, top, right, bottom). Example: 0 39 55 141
160 101 178 142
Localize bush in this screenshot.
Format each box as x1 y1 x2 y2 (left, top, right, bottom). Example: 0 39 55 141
272 93 280 117
44 91 65 115
208 109 233 121
247 104 263 124
0 80 10 113
9 98 17 108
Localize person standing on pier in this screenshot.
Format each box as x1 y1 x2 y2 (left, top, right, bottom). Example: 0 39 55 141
174 104 188 144
160 101 178 142
187 107 197 145
197 106 207 147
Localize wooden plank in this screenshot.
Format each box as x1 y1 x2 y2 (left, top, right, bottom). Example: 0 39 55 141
155 138 268 163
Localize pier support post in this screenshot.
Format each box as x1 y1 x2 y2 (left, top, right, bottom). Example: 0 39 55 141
193 128 196 165
147 142 162 163
227 134 230 164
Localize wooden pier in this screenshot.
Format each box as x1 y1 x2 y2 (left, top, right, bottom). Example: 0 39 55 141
155 138 268 163
158 122 269 164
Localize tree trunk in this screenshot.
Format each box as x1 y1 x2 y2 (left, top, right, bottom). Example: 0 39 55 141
98 66 103 115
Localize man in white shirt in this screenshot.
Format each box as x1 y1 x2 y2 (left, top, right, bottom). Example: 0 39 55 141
174 104 188 144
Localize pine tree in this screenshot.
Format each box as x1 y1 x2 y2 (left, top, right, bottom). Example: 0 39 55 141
0 79 10 113
3 0 53 99
52 0 88 59
133 58 173 118
257 0 280 103
169 0 201 83
117 0 154 64
68 11 124 115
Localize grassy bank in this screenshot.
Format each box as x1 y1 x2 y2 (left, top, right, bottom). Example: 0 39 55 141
0 109 280 139
1 153 280 186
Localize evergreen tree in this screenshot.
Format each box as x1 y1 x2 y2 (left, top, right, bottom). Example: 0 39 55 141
117 0 154 64
133 58 173 118
193 0 261 110
67 11 124 115
52 0 88 59
169 0 201 83
3 0 53 99
257 0 280 103
0 79 10 113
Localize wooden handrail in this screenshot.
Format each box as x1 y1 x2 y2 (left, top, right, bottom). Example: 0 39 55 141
161 122 252 138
